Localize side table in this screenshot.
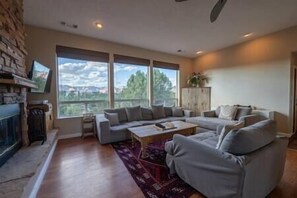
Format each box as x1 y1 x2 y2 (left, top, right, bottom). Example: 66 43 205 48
81 113 96 139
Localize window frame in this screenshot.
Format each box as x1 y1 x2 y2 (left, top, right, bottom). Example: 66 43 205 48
56 46 110 118
113 54 150 108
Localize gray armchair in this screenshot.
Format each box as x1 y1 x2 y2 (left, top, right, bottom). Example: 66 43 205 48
165 120 288 198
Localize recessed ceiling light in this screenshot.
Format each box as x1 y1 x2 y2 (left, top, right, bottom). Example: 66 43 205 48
96 23 103 29
196 51 203 55
243 33 253 38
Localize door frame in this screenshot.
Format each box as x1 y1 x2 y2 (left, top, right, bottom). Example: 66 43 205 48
289 52 297 135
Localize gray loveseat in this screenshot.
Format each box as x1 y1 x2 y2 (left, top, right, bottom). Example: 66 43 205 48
96 106 194 144
186 105 273 133
165 120 288 198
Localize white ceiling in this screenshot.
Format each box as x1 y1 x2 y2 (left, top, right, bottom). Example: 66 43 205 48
24 0 297 58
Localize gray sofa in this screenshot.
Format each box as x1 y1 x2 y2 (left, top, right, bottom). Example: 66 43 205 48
96 106 194 144
165 120 288 198
186 105 273 133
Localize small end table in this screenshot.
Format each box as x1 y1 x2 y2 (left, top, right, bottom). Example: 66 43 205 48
81 113 96 139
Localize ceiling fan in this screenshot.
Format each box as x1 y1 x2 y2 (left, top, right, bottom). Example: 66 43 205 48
175 0 228 23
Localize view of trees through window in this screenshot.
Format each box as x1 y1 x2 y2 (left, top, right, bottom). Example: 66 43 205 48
57 56 178 118
114 63 149 108
153 68 178 106
58 57 109 117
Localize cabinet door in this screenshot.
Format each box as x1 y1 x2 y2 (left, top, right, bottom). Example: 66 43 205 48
197 88 211 115
181 88 190 109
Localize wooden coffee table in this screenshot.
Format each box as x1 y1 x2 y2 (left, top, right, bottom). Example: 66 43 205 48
128 121 198 158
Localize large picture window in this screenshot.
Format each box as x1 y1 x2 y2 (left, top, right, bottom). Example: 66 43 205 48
153 61 179 106
56 46 180 118
114 55 150 108
57 46 109 118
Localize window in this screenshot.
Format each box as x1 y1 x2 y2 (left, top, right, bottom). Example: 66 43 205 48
114 55 150 108
153 61 179 106
56 46 109 118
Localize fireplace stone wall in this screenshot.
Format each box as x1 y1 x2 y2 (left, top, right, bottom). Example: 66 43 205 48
0 0 29 146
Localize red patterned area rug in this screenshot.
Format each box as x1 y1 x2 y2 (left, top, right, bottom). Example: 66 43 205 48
112 140 196 198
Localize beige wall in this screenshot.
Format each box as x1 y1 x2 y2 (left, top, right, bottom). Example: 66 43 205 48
25 25 193 136
194 25 297 134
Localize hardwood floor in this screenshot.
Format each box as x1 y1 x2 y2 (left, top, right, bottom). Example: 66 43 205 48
38 137 297 198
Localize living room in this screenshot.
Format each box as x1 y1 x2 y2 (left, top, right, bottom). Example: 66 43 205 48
1 0 297 197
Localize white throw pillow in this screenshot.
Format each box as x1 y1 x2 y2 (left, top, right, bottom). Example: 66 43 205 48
216 122 244 149
104 112 120 126
218 105 238 120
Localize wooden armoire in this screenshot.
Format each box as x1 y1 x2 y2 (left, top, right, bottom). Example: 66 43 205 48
181 87 211 116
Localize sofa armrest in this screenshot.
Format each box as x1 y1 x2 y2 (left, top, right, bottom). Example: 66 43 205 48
239 115 265 126
96 114 111 144
183 109 195 117
201 110 216 117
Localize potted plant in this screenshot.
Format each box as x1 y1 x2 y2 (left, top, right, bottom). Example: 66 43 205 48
187 72 208 87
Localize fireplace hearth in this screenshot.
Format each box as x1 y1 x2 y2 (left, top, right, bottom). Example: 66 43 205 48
0 104 22 167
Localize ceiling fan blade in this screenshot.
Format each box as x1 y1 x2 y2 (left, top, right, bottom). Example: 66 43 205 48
175 0 188 2
210 0 227 23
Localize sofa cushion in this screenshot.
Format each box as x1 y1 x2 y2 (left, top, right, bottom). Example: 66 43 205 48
104 108 128 122
219 119 277 155
188 131 218 148
152 105 166 119
219 105 238 120
186 117 238 131
110 121 142 133
125 106 142 122
216 122 244 149
164 107 173 117
141 108 153 120
172 107 183 117
139 120 158 125
104 112 119 126
165 116 186 122
234 106 252 120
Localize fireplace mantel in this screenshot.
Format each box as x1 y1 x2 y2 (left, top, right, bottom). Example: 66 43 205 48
0 74 37 89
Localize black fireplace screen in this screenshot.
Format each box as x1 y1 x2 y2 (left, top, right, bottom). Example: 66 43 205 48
0 104 22 167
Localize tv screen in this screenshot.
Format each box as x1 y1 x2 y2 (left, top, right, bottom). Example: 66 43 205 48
29 60 52 93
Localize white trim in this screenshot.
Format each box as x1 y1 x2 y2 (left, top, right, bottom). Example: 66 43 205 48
58 132 81 140
25 139 58 198
277 132 293 138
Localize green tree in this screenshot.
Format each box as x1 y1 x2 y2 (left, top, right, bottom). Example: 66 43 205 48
121 71 148 99
120 69 174 105
153 69 174 102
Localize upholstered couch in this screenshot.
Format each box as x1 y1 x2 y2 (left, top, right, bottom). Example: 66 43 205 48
96 106 194 144
186 105 274 133
165 120 288 198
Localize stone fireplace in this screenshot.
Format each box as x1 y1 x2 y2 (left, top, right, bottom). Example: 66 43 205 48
0 0 36 161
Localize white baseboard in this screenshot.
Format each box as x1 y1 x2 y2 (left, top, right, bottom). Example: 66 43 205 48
58 132 81 140
27 139 57 198
277 132 293 138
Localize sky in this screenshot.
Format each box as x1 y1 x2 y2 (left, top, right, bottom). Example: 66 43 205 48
58 57 177 88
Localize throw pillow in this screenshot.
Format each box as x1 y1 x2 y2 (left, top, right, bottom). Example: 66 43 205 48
164 107 173 117
104 108 128 122
104 112 120 126
141 107 153 120
218 105 238 120
151 105 166 119
172 107 184 117
215 106 221 117
125 106 142 122
234 105 252 120
215 122 244 149
218 120 277 155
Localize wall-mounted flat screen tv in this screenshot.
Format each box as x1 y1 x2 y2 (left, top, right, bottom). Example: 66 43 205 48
29 60 52 93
